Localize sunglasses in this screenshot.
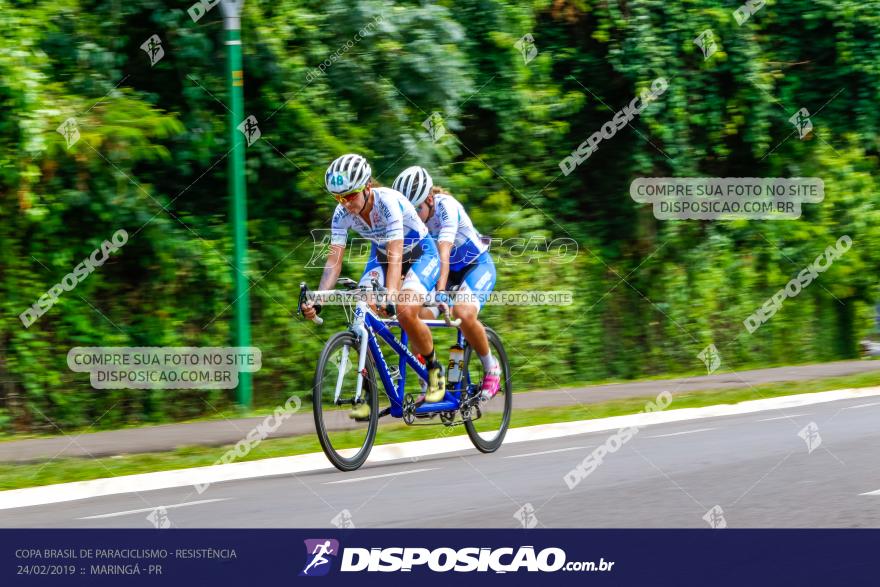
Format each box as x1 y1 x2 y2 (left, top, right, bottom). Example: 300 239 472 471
333 190 363 204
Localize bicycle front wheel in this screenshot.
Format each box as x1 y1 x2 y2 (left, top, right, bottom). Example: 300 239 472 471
313 331 379 471
463 326 512 453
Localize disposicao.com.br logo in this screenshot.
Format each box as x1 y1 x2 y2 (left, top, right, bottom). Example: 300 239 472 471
300 539 340 577
301 541 614 574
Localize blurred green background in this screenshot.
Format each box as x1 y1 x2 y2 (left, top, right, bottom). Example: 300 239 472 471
2 0 879 433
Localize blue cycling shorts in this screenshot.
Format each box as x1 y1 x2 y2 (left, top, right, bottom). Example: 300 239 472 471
426 250 496 314
359 236 440 295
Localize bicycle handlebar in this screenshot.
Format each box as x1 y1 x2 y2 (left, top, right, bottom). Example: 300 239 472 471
302 282 462 327
443 314 462 328
298 282 323 325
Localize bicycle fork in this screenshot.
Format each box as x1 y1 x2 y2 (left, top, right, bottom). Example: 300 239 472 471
336 300 370 405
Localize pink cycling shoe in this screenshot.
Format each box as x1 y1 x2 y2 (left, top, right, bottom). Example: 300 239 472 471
480 365 502 400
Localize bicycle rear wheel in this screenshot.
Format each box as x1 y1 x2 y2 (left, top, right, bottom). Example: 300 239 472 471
313 331 379 471
462 326 511 453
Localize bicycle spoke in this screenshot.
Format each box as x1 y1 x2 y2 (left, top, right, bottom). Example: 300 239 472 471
463 327 512 451
313 332 377 470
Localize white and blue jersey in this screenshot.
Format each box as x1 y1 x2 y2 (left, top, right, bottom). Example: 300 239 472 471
330 187 439 294
330 187 428 254
427 193 496 310
426 193 489 270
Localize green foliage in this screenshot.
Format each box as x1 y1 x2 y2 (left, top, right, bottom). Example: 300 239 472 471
1 0 879 432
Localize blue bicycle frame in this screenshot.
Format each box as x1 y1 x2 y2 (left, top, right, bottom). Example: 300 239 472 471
357 307 468 418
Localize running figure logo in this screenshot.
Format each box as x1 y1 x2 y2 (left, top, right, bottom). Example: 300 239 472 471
514 503 539 528
514 33 538 65
693 30 719 60
697 344 721 374
702 505 727 529
422 112 447 142
56 118 80 149
300 539 340 577
797 421 822 453
140 34 165 67
789 108 813 139
145 506 172 529
237 115 262 146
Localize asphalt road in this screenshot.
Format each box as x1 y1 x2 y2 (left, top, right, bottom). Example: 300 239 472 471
4 359 880 463
3 394 879 528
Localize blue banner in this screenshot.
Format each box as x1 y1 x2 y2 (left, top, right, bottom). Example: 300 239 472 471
1 529 876 585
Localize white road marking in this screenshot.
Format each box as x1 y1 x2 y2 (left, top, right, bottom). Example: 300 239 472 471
842 401 880 410
757 414 811 422
3 386 880 510
504 446 590 459
77 498 230 519
859 488 880 496
324 468 438 485
645 427 716 438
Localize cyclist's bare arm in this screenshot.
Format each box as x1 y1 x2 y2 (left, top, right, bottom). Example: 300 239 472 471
383 239 403 313
317 244 345 290
417 240 452 320
418 240 452 320
302 244 344 319
435 240 453 293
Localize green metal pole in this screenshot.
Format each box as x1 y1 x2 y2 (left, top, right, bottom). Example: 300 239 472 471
221 0 252 409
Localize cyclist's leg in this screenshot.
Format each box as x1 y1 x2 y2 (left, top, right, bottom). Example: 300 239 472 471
397 274 432 350
420 264 464 320
396 237 438 355
450 254 496 353
451 255 500 397
418 289 438 321
397 237 444 399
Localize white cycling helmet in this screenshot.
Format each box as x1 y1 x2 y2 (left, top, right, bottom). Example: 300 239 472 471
392 166 433 206
325 153 372 196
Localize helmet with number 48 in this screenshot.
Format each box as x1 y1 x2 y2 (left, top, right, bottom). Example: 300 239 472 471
325 153 372 197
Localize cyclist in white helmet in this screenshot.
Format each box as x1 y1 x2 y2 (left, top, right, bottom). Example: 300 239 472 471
392 166 501 399
301 154 447 418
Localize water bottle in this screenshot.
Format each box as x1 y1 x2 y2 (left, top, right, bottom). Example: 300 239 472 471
447 344 464 383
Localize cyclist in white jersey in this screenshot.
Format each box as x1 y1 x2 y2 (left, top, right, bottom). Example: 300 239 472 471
301 155 447 417
392 166 501 399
